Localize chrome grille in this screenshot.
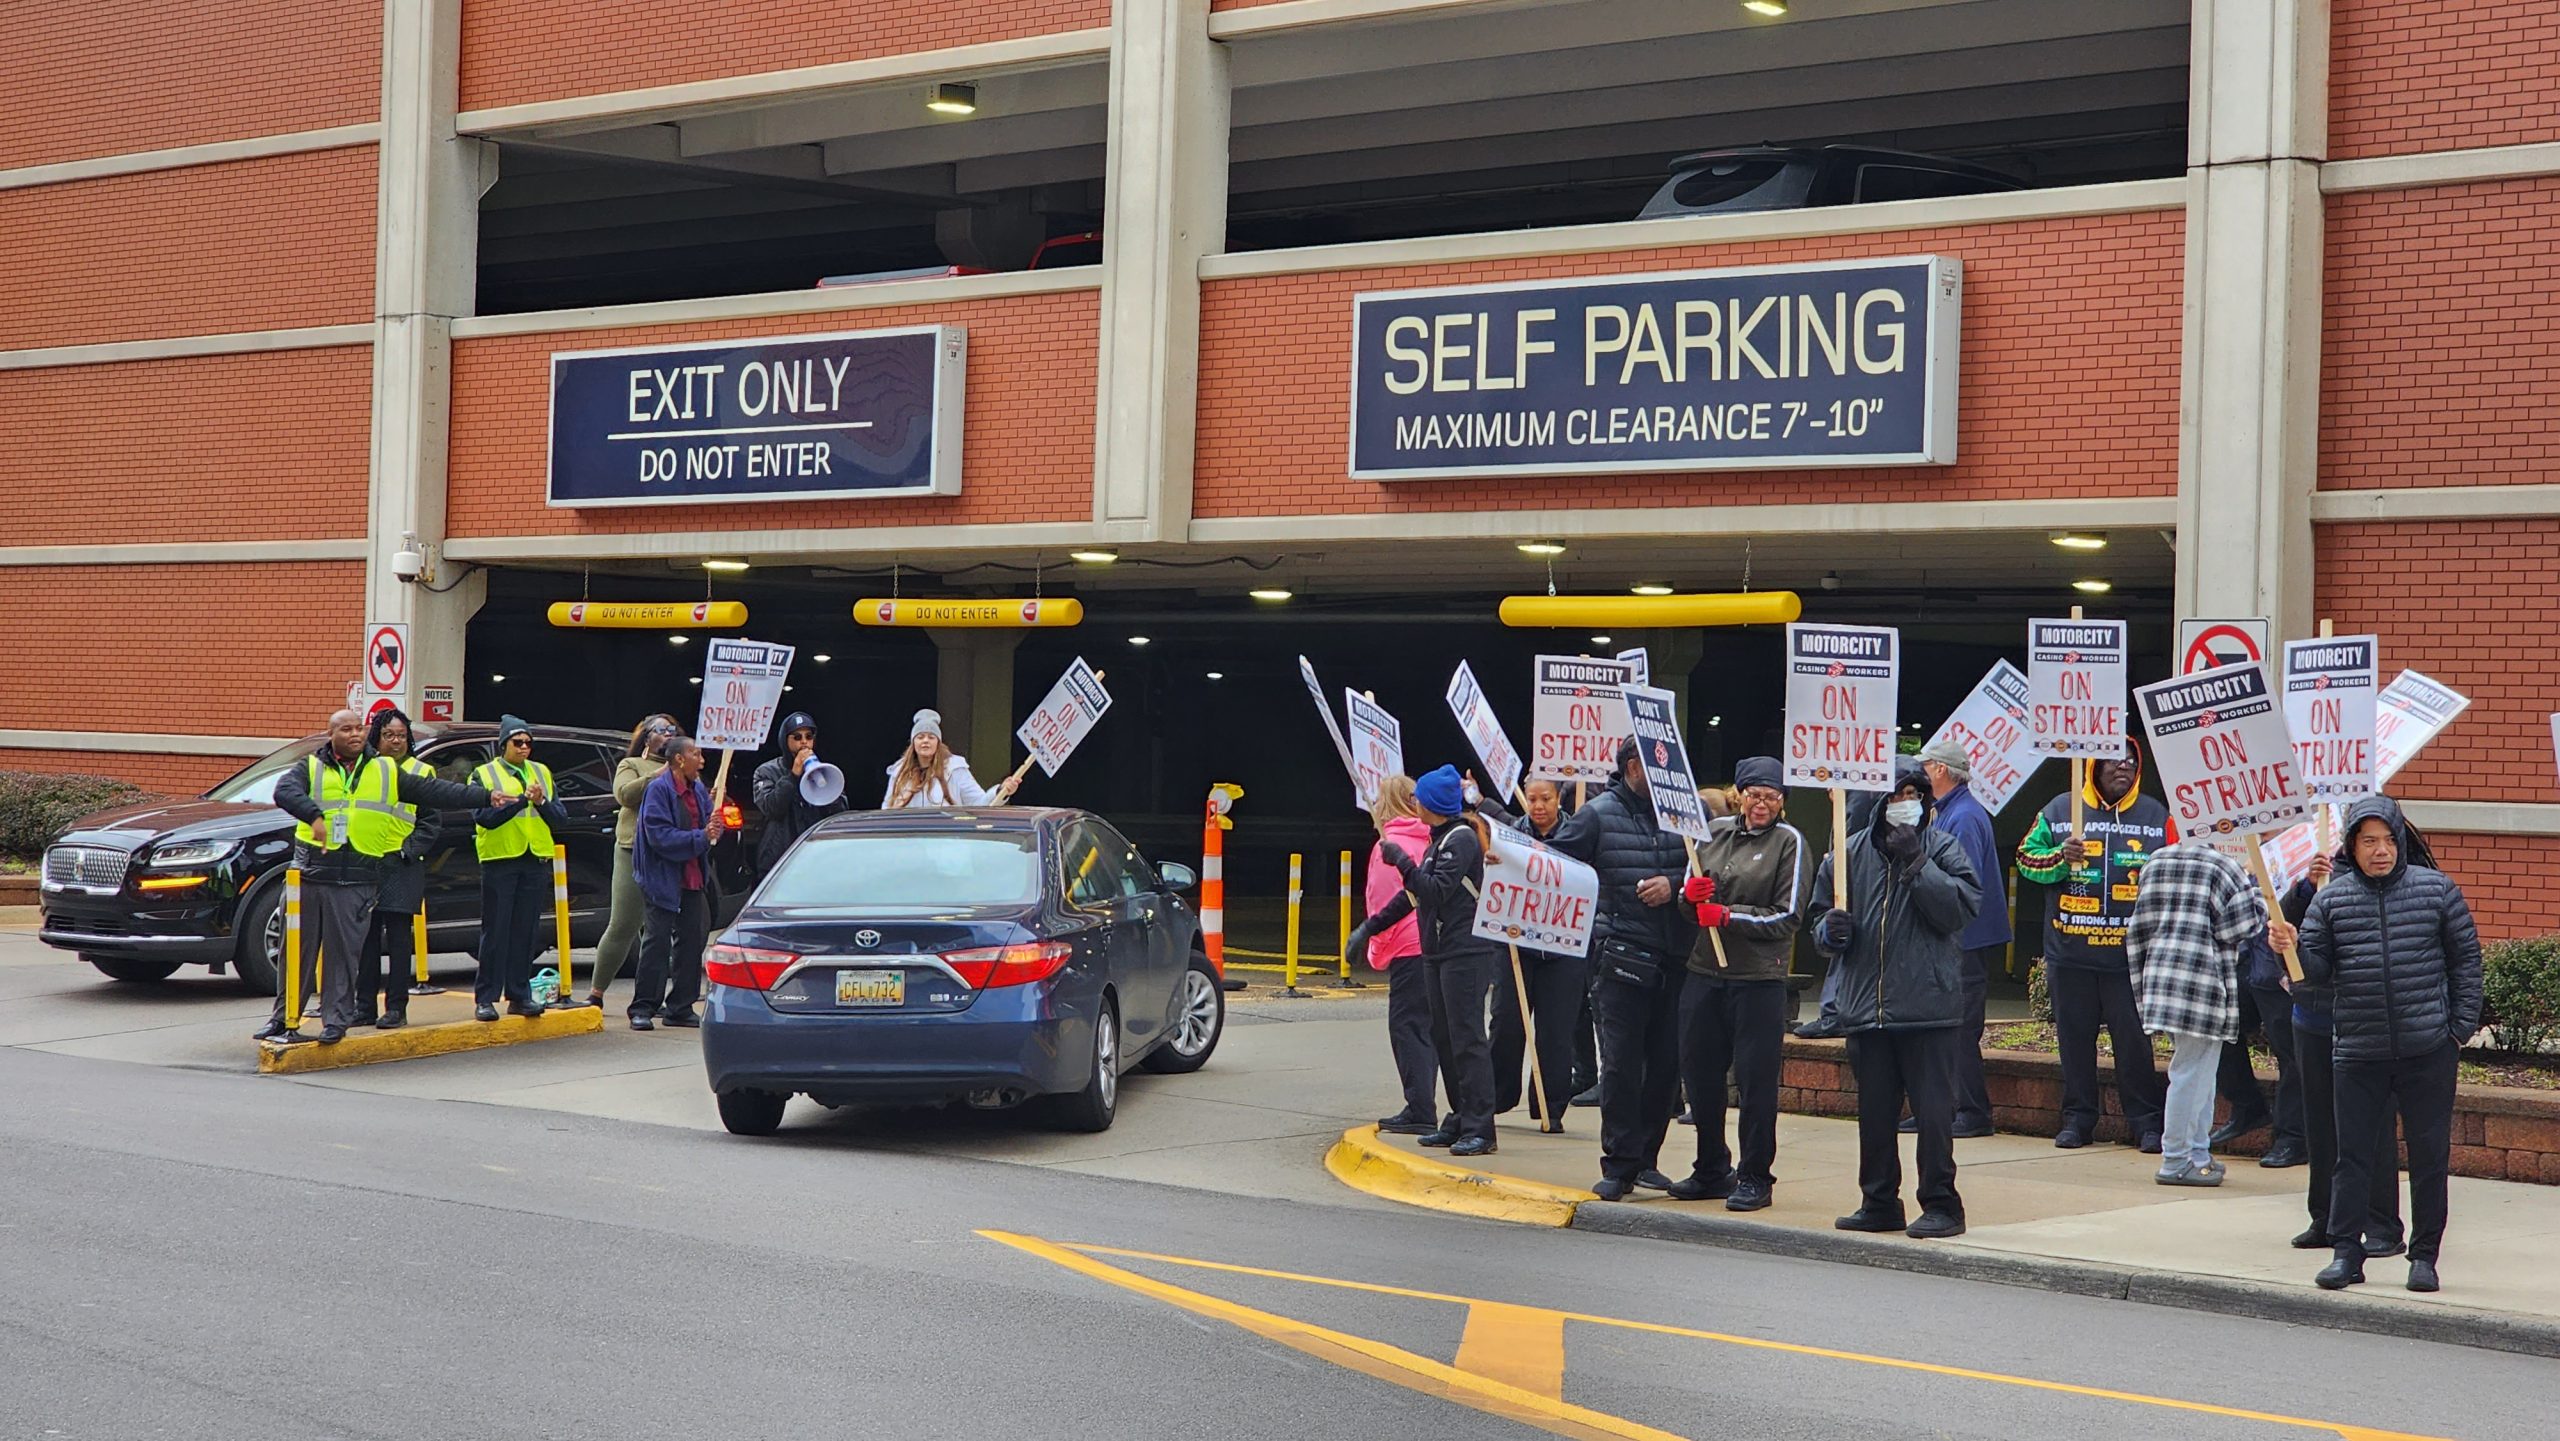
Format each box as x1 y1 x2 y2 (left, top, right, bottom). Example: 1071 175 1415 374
43 845 129 891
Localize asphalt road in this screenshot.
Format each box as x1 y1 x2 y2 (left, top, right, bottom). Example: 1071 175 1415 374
4 1045 2555 1441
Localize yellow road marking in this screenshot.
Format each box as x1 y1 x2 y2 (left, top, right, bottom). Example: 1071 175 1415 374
980 1231 1682 1441
1037 1239 2454 1441
1455 1302 1566 1400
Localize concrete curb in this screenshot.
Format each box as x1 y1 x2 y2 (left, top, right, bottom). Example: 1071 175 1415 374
258 1004 604 1073
1324 1126 2560 1359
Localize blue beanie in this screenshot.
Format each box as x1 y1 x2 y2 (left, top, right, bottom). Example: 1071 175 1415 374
1414 764 1465 818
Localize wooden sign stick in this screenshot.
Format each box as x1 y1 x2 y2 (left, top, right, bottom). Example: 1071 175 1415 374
1509 943 1558 1132
1685 837 1728 969
1829 787 1849 911
2244 832 2305 982
1000 670 1102 804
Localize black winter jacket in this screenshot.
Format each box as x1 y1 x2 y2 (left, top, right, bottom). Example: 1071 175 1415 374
2296 796 2484 1063
1546 779 1695 960
750 752 850 874
1382 818 1497 963
1805 766 1982 1032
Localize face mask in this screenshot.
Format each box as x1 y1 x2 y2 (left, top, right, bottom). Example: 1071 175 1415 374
1884 800 1924 828
1462 780 1481 807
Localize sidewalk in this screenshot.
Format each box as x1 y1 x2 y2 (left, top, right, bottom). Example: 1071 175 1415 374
1335 1104 2560 1357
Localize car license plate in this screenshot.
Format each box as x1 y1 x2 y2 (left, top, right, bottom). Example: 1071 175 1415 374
836 969 904 1008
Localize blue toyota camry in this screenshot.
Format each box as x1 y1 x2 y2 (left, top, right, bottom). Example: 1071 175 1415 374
699 807 1221 1136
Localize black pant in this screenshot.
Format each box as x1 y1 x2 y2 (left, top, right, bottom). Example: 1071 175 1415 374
1953 945 1997 1128
2297 1023 2403 1244
1423 951 1497 1143
2216 982 2306 1146
1383 954 1439 1122
355 907 416 1020
1491 948 1591 1121
2332 1041 2454 1261
267 877 373 1032
1570 983 1599 1091
476 854 550 1008
1848 1027 1964 1220
1592 959 1684 1181
1680 976 1786 1188
2047 964 2164 1139
632 889 708 1019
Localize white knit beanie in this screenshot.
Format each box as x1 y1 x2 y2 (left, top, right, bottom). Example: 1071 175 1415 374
911 709 944 741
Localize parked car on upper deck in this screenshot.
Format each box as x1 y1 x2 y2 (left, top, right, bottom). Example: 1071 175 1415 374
1637 145 2023 219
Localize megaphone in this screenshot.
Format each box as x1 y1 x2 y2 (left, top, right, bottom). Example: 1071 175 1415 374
800 757 846 807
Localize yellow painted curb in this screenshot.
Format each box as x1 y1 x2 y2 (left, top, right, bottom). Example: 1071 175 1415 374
258 1004 605 1074
1324 1124 1593 1227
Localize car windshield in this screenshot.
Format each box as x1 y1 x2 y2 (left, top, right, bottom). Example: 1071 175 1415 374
758 831 1042 908
1670 158 1788 210
206 739 319 804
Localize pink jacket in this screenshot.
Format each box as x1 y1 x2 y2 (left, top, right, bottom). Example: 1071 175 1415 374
1362 816 1430 969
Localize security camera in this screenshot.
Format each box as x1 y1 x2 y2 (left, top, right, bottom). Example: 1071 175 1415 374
392 537 428 584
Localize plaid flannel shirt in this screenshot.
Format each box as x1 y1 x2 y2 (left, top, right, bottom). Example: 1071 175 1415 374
2123 840 2266 1041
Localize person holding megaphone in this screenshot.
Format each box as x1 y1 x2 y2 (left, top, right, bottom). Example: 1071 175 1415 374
751 711 850 875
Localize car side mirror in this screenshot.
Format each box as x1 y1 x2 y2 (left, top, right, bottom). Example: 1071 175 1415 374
1156 862 1197 892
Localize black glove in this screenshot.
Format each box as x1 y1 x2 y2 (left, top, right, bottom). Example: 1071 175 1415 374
1815 910 1854 955
1345 920 1376 956
1880 824 1926 869
1379 840 1414 873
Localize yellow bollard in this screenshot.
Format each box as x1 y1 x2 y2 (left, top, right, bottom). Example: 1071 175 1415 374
282 867 303 1031
551 845 574 1002
1282 853 1305 996
412 906 430 986
1337 850 1354 984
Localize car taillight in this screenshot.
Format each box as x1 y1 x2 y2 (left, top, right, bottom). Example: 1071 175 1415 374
721 801 744 830
704 944 796 991
943 940 1073 989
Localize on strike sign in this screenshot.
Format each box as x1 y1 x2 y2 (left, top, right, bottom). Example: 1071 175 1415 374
1532 655 1635 783
1474 827 1600 957
1015 658 1112 778
2135 660 2309 842
2374 669 2471 785
2028 617 2129 759
2282 636 2378 802
695 638 794 750
1783 623 1899 792
1446 661 1523 803
1623 684 1711 842
1345 690 1405 811
1298 654 1359 792
1923 660 2039 814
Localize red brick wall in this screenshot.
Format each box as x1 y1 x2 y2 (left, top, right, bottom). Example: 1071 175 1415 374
459 0 1111 110
0 149 377 350
0 1 379 170
447 291 1099 536
1193 210 2184 519
2429 834 2560 943
0 349 373 546
0 564 363 737
2333 0 2560 160
2312 521 2558 810
2322 181 2560 490
0 749 246 799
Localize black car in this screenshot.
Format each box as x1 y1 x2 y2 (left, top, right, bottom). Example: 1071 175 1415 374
1637 145 2023 219
38 723 755 991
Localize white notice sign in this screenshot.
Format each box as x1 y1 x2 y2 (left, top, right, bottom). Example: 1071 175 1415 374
1345 690 1405 812
1782 623 1900 792
1474 827 1600 958
2282 636 2379 804
1923 660 2041 815
1446 661 1524 804
1531 655 1634 783
2027 617 2130 760
1015 658 1113 778
695 638 794 750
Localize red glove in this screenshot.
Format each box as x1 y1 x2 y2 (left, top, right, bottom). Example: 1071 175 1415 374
1682 875 1716 904
1694 902 1730 929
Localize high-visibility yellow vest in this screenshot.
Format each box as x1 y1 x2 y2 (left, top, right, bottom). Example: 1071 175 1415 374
473 759 556 862
292 754 406 857
384 754 435 849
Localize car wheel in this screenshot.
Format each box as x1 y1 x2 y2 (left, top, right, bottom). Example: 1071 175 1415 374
1141 955 1224 1075
717 1088 789 1137
84 955 183 983
1046 998 1119 1133
232 881 284 995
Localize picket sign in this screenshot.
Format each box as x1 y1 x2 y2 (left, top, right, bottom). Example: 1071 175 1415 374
1624 684 1725 969
1474 827 1599 957
2135 659 2312 979
1531 655 1635 784
2282 634 2379 805
1344 690 1404 813
695 638 794 809
1446 661 1524 803
1782 622 1899 910
1923 659 2040 815
1009 660 1112 791
1298 655 1363 811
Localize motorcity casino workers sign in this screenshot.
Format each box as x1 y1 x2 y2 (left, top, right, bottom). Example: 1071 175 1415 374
548 325 966 507
1349 255 1959 479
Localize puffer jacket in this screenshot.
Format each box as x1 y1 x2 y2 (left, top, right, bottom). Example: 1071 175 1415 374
1547 778 1695 960
2296 795 2484 1063
1360 815 1430 968
1382 816 1496 963
1805 764 1981 1032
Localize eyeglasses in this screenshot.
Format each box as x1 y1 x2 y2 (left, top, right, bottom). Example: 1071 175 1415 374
787 730 815 742
1740 787 1785 806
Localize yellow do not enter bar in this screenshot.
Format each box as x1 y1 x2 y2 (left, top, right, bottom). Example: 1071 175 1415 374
1498 591 1803 628
856 598 1084 628
547 600 749 629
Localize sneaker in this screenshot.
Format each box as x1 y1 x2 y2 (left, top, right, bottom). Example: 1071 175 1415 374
1448 1136 1497 1158
1794 1019 1845 1040
2362 1235 2407 1260
376 1012 406 1030
1896 1116 1919 1134
410 983 446 996
2407 1259 2440 1293
1952 1118 1996 1139
2315 1253 2366 1290
1725 1182 1773 1213
2289 1226 2331 1250
1377 1113 1437 1136
1416 1130 1458 1148
2209 1110 2271 1148
2137 1132 2164 1155
252 1021 287 1042
1572 1084 1605 1108
1905 1211 1967 1240
474 1003 500 1022
2258 1144 2308 1168
629 1013 655 1031
1633 1169 1676 1192
1591 1176 1633 1202
1666 1172 1736 1202
508 1000 546 1019
2053 1128 2091 1150
1834 1208 1905 1233
317 1026 346 1045
1675 1108 1694 1126
660 1010 701 1029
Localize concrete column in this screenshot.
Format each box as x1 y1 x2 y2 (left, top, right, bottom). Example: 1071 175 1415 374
930 631 1025 773
367 0 496 718
1091 0 1230 539
2175 0 2328 639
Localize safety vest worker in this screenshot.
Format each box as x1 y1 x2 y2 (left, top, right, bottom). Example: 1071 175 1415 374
471 715 573 1021
472 755 558 861
293 752 408 858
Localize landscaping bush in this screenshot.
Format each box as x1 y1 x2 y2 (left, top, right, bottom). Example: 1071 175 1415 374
0 770 157 858
2482 935 2560 1057
2027 958 2052 1023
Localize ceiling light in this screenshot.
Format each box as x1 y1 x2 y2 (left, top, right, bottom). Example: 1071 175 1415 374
926 82 978 116
1206 671 1224 681
1250 588 1294 602
783 685 795 693
688 677 702 685
1128 635 1152 647
1709 715 1723 727
813 654 833 663
1630 583 1674 596
2049 531 2109 552
1590 634 1612 645
701 558 750 572
2072 579 2115 595
1069 549 1118 565
489 674 506 684
667 634 690 645
1742 0 1789 16
1517 541 1567 557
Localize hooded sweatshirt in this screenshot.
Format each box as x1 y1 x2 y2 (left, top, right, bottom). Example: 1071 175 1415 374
2295 795 2484 1064
2015 738 2171 971
1804 761 1981 1031
1360 815 1430 969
